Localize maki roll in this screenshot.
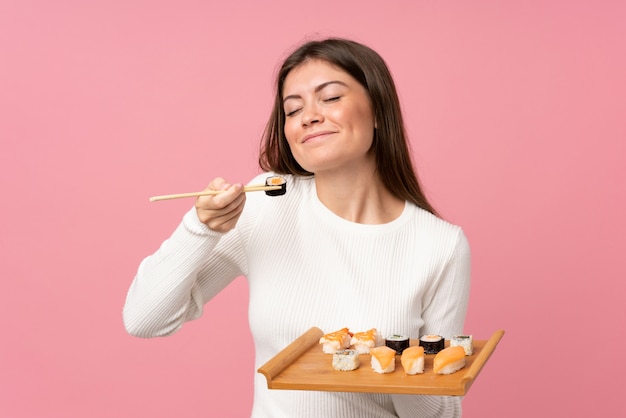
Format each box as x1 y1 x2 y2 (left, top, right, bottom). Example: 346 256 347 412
332 349 360 371
265 175 287 196
385 334 410 354
450 335 473 356
419 334 445 354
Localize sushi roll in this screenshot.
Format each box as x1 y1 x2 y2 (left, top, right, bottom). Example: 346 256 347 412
370 345 396 374
419 334 445 354
433 345 466 375
400 345 425 375
319 327 352 354
332 349 360 371
265 175 287 196
450 335 473 356
385 334 410 354
350 328 384 354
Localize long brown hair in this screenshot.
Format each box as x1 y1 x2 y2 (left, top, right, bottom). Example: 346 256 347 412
259 38 438 216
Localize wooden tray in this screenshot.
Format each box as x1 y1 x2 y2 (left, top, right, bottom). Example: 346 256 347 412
258 327 504 396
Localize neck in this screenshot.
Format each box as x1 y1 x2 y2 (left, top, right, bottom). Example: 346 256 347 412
314 168 404 224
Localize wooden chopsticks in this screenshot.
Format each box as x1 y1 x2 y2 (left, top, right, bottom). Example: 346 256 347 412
149 184 281 202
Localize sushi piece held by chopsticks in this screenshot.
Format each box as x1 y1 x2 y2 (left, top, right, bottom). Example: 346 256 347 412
264 175 287 196
149 176 287 202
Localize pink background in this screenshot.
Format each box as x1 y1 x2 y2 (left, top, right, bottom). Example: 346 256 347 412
1 1 625 417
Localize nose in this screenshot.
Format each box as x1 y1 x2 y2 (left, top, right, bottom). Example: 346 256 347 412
301 104 324 127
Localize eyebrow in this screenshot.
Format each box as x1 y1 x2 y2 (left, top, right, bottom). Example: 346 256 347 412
283 80 349 103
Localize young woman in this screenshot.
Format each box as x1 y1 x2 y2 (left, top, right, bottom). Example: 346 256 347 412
124 38 471 418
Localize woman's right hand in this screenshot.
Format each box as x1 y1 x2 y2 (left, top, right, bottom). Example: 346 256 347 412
195 177 246 233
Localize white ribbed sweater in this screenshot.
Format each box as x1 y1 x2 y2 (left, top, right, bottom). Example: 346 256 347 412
124 173 471 418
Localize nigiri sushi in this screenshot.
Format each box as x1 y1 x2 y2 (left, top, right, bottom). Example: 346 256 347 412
350 328 383 354
400 345 425 375
319 328 352 354
370 345 396 374
433 345 466 375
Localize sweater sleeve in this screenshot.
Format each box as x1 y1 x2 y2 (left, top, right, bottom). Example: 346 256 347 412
391 228 471 418
420 227 472 338
122 208 246 338
391 394 462 418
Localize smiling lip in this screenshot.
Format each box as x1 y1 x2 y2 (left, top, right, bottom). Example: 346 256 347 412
302 131 336 143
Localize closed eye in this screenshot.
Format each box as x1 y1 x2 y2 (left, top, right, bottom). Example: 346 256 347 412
285 108 301 117
324 96 341 103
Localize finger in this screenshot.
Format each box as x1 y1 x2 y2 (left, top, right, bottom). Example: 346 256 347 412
195 183 243 210
206 203 245 231
201 197 246 232
196 189 246 230
208 177 228 191
207 189 245 214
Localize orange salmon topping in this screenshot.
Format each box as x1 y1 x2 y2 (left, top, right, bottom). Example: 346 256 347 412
322 328 352 343
268 177 285 185
370 346 396 370
400 346 424 369
433 346 465 373
353 328 377 341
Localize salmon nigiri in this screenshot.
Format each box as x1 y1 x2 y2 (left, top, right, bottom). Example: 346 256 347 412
370 345 396 374
319 327 353 354
400 345 425 375
433 345 466 374
351 328 383 354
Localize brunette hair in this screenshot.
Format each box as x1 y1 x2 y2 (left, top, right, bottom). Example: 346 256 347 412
259 38 438 216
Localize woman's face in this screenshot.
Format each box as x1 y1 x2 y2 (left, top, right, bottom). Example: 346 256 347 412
282 59 376 175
